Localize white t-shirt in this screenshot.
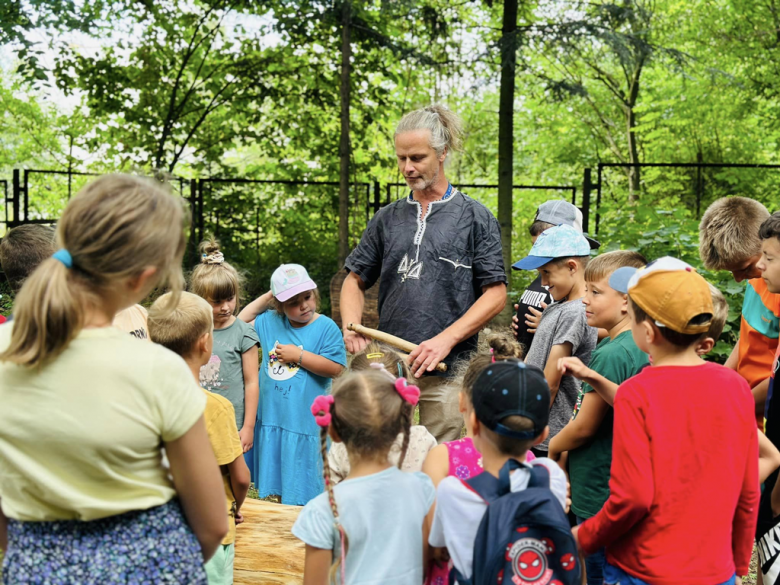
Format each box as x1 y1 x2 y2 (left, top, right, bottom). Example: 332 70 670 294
428 458 568 581
293 466 435 584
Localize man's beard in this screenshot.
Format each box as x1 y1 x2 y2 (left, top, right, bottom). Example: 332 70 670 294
405 167 439 191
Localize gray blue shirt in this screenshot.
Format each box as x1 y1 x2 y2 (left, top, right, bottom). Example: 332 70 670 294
345 189 507 371
292 466 435 584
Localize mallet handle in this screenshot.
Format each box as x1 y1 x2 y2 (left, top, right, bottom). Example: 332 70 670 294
347 323 448 373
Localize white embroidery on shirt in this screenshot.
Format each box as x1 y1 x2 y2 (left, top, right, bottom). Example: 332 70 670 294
438 257 472 270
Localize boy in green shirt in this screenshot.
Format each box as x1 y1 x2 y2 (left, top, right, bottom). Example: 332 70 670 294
549 250 648 585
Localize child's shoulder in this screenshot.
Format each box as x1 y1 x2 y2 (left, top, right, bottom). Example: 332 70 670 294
202 387 236 415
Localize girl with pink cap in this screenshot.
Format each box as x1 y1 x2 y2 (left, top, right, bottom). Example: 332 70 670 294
239 264 346 505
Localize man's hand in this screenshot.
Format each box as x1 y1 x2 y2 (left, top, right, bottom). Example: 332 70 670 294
525 301 547 334
408 332 455 378
239 426 254 453
235 510 245 525
275 342 302 364
343 329 369 354
558 357 591 381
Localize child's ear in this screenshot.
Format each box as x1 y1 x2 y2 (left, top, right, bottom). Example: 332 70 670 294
469 411 480 436
127 266 158 293
458 391 467 414
198 331 211 354
620 293 629 315
533 426 550 446
567 259 578 273
697 337 715 356
328 425 342 443
643 320 658 345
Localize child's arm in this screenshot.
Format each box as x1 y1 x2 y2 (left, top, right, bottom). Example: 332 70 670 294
543 342 573 405
759 431 780 484
559 357 619 406
275 343 344 378
0 499 7 553
238 291 274 324
421 444 449 539
166 417 228 560
228 456 251 520
548 392 610 461
302 545 332 585
240 348 260 452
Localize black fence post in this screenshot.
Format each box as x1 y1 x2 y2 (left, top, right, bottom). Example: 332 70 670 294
373 181 380 215
11 169 20 228
595 164 603 235
582 168 591 234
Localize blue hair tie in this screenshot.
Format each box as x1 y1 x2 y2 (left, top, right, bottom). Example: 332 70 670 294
52 249 73 269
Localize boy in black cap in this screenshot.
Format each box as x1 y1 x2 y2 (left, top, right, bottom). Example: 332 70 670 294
428 359 568 583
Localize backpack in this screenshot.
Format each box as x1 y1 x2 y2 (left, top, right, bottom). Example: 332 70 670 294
452 459 580 585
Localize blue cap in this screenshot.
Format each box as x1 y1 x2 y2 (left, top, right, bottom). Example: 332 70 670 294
608 266 638 294
512 224 591 271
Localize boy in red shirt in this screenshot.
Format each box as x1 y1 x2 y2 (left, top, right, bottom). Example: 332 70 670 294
575 257 759 585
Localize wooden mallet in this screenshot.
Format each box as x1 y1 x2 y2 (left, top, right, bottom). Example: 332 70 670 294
347 323 448 373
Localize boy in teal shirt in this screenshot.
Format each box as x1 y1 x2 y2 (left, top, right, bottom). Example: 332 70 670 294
549 250 649 585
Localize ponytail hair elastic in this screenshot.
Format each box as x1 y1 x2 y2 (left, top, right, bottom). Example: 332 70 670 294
52 249 73 269
202 251 225 265
369 363 420 405
490 347 496 364
311 395 335 427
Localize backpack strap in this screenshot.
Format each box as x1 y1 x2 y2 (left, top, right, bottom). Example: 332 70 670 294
465 458 529 502
527 462 551 489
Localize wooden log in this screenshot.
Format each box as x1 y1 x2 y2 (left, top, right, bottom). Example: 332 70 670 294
347 323 448 373
234 498 304 584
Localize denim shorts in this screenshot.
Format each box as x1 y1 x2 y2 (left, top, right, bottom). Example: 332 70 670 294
603 562 736 585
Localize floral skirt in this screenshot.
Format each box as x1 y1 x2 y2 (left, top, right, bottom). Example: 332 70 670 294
2 498 207 584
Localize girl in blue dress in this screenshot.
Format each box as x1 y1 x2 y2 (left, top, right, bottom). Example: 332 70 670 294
239 264 346 505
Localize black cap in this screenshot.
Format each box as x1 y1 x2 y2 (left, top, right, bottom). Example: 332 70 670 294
472 360 550 440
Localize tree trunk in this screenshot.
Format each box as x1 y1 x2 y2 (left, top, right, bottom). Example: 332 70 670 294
337 0 352 267
498 0 518 275
626 103 641 203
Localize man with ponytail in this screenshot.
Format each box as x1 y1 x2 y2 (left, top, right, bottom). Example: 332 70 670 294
342 104 507 443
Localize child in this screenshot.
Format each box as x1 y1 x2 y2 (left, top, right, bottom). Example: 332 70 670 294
0 224 55 295
574 257 759 585
422 333 533 585
292 369 435 583
513 223 598 456
699 196 780 428
549 251 648 585
191 238 260 452
328 342 437 483
755 212 780 584
428 359 567 583
113 303 150 340
238 264 346 505
0 224 55 323
0 174 226 582
148 292 251 585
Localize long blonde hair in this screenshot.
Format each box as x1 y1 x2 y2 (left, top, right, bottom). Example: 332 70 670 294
1 174 188 367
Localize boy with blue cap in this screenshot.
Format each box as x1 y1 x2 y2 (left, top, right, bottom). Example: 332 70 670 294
513 224 598 456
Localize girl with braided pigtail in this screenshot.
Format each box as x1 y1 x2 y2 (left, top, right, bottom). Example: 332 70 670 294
328 343 438 484
292 370 436 584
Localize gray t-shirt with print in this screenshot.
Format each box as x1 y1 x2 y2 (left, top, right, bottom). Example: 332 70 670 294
199 317 260 429
524 299 598 451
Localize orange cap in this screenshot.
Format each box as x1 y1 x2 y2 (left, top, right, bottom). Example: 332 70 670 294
627 257 714 334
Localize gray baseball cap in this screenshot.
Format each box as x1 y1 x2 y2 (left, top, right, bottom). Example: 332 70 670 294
534 200 600 250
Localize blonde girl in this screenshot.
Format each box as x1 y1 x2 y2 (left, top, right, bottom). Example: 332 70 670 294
328 342 437 483
190 238 260 452
0 175 226 583
292 369 435 584
422 333 531 584
238 264 346 505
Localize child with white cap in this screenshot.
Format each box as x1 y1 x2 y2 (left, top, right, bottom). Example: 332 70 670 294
238 265 346 505
574 257 758 585
513 224 598 457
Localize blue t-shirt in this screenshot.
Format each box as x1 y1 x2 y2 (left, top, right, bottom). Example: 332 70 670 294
292 467 435 584
253 311 346 435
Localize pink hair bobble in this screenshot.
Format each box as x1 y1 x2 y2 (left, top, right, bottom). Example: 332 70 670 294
311 395 335 427
394 378 421 406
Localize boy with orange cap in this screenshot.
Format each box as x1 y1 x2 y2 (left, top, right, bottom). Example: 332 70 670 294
574 257 759 585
